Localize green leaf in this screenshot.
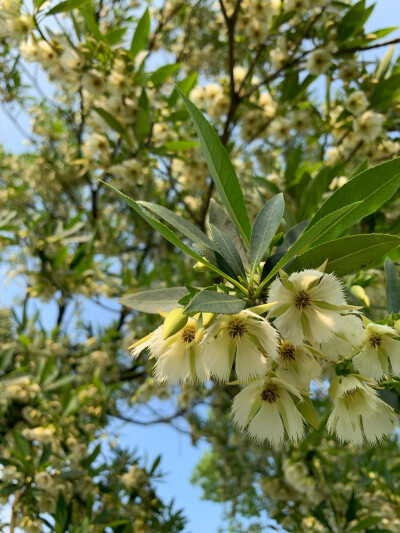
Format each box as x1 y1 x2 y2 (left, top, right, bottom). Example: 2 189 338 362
168 72 198 106
337 0 374 42
150 64 181 87
177 89 251 245
369 73 400 108
79 5 103 41
14 431 30 457
385 257 400 313
185 291 246 314
162 140 198 151
134 108 150 144
210 224 246 279
293 397 319 429
297 165 344 220
104 27 128 46
349 516 383 532
46 0 89 16
119 287 189 314
345 490 358 522
307 158 400 233
259 203 362 290
209 199 248 266
287 234 400 277
139 201 217 250
130 8 150 57
250 193 284 276
92 107 130 144
55 492 68 533
102 182 248 291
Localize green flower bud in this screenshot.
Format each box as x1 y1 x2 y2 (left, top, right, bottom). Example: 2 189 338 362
162 307 188 340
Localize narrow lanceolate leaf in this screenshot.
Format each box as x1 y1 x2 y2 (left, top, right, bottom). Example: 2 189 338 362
139 201 218 251
92 107 130 144
385 257 400 314
286 234 400 277
210 224 246 279
46 0 89 15
259 202 362 290
102 182 246 290
119 287 189 314
177 89 251 246
209 199 248 266
250 193 284 276
307 158 400 231
130 8 150 57
185 291 246 315
150 64 181 87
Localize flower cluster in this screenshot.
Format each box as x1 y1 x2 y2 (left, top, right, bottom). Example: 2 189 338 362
133 268 399 446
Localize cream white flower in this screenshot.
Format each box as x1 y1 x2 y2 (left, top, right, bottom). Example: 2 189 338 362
327 375 395 444
319 314 365 361
353 323 400 380
269 117 292 142
231 376 305 445
202 310 278 382
306 49 332 76
131 318 208 384
268 269 350 345
345 91 369 115
353 111 384 142
276 340 321 390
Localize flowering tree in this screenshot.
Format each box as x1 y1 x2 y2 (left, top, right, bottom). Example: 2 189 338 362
0 0 400 531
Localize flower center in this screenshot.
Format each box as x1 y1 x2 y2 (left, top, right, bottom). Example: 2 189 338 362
227 318 248 339
279 340 296 362
369 333 382 348
261 384 280 404
293 290 311 310
181 325 195 344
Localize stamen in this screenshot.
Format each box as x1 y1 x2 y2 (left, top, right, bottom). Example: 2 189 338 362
227 318 248 339
279 340 297 362
261 384 280 403
369 333 382 348
294 290 311 310
181 325 195 344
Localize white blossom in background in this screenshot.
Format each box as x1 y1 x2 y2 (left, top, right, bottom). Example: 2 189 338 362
345 90 369 115
306 48 332 75
327 375 396 444
267 269 351 345
353 110 384 142
353 323 400 380
202 310 278 382
231 376 305 445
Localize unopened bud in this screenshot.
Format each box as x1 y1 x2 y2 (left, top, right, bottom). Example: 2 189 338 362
350 285 370 307
162 307 188 340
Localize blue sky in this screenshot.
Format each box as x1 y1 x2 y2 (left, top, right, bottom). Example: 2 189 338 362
1 1 400 531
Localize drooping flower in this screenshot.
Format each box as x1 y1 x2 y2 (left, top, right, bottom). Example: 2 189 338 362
306 48 332 76
327 375 395 444
353 110 384 142
275 339 321 391
131 318 208 384
201 310 278 382
345 91 369 115
231 376 305 445
319 313 365 361
352 323 400 380
267 269 352 345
